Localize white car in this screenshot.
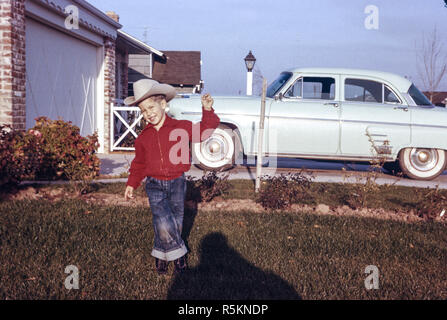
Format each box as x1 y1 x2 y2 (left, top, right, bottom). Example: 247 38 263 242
169 68 447 180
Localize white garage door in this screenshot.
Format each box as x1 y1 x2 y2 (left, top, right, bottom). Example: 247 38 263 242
26 17 99 137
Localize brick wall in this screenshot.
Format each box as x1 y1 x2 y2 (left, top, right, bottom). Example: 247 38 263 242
103 37 115 153
0 0 26 131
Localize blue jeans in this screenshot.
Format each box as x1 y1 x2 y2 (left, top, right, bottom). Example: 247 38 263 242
145 174 188 261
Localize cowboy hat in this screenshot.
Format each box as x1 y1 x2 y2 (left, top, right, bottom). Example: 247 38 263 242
124 79 176 106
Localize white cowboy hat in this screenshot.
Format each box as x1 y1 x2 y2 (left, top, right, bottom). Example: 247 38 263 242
124 79 176 106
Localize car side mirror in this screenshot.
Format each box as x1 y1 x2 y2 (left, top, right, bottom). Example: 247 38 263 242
275 93 283 101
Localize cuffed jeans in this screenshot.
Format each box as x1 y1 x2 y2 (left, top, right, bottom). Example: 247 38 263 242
145 174 188 261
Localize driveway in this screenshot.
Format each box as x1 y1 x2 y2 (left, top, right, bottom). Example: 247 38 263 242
97 153 447 189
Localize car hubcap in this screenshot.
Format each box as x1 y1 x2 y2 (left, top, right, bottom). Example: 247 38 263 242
208 141 221 154
410 148 438 171
201 134 229 163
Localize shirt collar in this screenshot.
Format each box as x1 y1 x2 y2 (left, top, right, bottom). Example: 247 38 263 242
142 113 175 132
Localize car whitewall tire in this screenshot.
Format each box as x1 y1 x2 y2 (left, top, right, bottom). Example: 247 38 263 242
398 148 447 180
192 126 236 171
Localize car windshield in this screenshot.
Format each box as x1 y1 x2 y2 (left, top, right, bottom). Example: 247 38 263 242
267 72 293 98
408 84 432 106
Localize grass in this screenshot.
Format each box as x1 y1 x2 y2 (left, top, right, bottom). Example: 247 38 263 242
1 198 446 299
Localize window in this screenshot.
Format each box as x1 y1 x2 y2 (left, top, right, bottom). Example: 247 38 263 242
128 82 134 97
303 77 335 100
285 77 335 100
345 78 401 104
285 78 302 98
345 79 382 103
384 86 400 103
408 84 432 106
267 72 293 98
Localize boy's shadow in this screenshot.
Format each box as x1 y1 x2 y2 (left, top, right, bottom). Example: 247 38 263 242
167 232 302 300
181 179 202 251
182 203 198 252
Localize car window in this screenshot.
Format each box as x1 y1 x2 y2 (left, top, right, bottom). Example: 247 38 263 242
302 77 335 100
285 78 302 98
384 86 400 103
408 84 432 106
345 78 382 103
267 72 293 98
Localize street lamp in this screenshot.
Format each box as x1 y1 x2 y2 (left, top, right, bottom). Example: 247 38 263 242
244 50 256 95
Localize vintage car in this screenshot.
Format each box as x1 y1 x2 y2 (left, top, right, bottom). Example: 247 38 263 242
167 68 447 180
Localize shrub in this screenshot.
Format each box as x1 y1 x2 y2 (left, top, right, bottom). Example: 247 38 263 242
342 134 402 210
186 171 230 202
0 125 43 189
413 186 447 220
341 154 400 210
256 172 314 210
31 117 100 182
341 169 382 209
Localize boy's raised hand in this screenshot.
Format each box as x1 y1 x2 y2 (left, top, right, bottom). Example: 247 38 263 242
124 185 134 200
201 94 214 111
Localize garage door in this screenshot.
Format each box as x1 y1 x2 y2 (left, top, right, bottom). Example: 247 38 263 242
26 17 99 137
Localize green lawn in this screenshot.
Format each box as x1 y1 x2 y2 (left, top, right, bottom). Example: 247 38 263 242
1 198 446 299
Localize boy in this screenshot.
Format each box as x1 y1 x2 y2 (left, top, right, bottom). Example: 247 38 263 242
123 79 220 275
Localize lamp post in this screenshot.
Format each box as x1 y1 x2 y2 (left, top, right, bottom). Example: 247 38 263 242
244 50 256 96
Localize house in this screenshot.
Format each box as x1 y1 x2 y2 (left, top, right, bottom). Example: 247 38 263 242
0 1 162 154
423 91 447 107
129 50 203 94
117 30 167 101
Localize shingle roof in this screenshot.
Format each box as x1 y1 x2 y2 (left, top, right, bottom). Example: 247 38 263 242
423 91 447 104
152 51 201 86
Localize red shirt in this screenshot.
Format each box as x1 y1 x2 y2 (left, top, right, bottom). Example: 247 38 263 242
126 107 220 189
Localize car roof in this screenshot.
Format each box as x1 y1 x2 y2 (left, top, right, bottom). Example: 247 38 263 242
287 67 412 92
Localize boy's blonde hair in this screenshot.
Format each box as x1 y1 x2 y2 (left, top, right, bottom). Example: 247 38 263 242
138 94 167 110
147 94 166 103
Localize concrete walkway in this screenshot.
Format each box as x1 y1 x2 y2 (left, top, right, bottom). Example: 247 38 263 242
97 153 134 177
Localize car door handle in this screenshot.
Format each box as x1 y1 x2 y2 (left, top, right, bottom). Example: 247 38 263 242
393 106 408 112
324 102 339 108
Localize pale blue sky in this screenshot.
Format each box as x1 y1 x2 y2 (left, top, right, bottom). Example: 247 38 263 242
88 0 447 95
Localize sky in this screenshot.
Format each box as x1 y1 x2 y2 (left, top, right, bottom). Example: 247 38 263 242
88 0 447 95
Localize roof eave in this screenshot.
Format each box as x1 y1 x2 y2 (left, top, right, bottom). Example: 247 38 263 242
118 30 166 60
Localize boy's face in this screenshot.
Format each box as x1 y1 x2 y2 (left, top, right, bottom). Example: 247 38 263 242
138 96 167 126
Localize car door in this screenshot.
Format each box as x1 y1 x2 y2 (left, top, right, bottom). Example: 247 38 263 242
339 76 411 158
267 74 341 156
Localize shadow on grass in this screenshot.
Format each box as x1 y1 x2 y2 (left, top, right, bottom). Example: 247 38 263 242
182 204 198 252
167 232 301 300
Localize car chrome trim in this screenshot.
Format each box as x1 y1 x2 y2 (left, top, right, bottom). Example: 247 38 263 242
181 112 257 117
249 153 395 161
412 123 447 129
341 119 410 127
181 114 447 129
269 116 340 122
